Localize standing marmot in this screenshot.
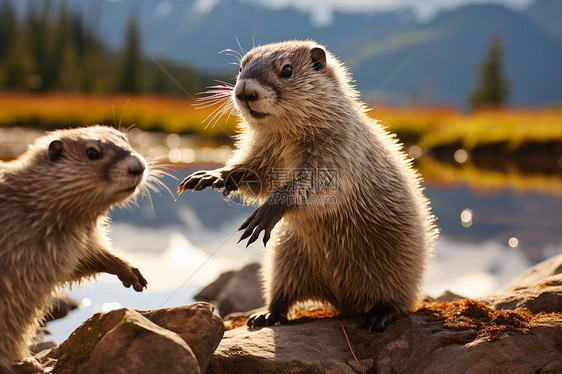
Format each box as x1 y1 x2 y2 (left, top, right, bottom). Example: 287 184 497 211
0 126 148 372
179 41 437 331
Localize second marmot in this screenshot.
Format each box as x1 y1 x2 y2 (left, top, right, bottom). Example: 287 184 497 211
179 40 437 331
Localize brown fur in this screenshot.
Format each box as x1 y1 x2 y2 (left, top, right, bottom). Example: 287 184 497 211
0 126 149 371
179 41 437 331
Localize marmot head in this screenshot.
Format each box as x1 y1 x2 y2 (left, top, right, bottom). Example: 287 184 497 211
31 125 147 211
232 40 359 132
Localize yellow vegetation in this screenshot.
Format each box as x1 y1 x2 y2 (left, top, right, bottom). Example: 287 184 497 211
0 93 238 136
1 94 561 150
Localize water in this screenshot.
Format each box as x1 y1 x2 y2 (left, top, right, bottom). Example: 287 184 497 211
43 164 562 343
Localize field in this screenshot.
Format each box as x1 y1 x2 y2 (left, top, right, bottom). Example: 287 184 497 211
1 93 561 150
1 93 561 194
0 93 237 136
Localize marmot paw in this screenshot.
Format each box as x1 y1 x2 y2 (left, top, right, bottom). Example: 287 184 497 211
237 201 286 246
247 311 288 328
356 303 396 332
177 170 222 193
118 267 148 292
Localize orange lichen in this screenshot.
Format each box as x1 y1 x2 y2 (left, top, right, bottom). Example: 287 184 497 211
513 280 560 291
416 298 562 341
223 307 338 331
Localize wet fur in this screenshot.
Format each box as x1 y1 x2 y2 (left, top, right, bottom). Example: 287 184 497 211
0 126 149 371
180 41 437 331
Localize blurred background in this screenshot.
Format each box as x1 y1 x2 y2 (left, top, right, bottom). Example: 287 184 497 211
0 0 561 343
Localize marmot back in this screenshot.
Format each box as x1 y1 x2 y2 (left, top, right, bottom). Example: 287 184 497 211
179 40 437 332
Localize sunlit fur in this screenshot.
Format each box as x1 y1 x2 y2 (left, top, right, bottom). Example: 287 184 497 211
0 125 153 370
203 40 437 322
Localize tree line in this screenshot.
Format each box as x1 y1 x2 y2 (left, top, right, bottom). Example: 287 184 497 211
0 0 508 109
0 0 217 96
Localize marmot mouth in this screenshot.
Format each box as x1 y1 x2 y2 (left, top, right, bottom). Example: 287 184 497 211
120 185 137 194
249 109 268 119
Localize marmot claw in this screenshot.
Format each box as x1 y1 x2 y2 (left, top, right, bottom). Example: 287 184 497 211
247 311 288 328
237 201 285 247
178 170 221 193
356 303 395 332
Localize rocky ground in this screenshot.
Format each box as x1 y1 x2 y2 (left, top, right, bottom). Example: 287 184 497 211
10 255 562 373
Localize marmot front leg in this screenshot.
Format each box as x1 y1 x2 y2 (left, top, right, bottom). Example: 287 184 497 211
73 249 147 292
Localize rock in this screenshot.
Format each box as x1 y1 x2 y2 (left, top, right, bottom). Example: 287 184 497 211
28 340 57 356
47 303 224 374
208 320 358 373
140 303 224 372
207 256 562 374
10 357 44 374
434 290 466 302
45 294 79 322
498 254 562 293
477 255 562 314
195 263 264 317
479 274 562 314
25 294 79 359
209 300 562 374
59 308 200 374
194 271 236 302
28 327 57 355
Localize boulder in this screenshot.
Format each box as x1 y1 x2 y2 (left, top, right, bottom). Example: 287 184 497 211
208 299 562 374
206 255 562 374
140 303 224 372
498 254 562 293
46 302 223 374
53 308 200 374
194 263 264 317
46 294 79 322
194 271 236 302
479 274 562 314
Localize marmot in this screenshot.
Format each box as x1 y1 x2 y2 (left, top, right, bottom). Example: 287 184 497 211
0 125 148 372
179 40 437 331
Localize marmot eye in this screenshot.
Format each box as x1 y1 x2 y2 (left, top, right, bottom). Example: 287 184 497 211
280 64 293 78
86 147 101 160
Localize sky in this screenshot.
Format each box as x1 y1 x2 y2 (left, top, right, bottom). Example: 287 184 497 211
238 0 535 25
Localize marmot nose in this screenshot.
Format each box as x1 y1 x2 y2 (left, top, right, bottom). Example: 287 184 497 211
236 91 258 102
127 155 145 176
235 81 259 102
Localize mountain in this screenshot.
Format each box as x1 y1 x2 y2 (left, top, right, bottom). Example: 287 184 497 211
526 0 562 43
351 4 562 106
11 0 562 107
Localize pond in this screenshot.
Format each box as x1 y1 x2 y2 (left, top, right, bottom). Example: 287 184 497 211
45 162 562 343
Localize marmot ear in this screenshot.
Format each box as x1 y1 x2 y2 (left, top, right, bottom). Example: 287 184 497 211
48 140 63 162
310 47 326 71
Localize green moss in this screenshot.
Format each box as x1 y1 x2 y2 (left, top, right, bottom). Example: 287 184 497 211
57 312 108 362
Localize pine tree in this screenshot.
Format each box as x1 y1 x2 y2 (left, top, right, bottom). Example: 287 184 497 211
0 1 16 60
115 16 142 93
468 35 509 110
2 3 36 90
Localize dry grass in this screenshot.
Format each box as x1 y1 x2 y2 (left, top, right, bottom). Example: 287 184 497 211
1 93 561 149
370 104 562 149
0 93 238 135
